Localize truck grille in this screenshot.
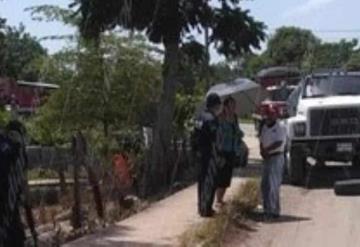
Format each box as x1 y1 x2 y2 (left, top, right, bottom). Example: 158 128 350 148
310 107 360 136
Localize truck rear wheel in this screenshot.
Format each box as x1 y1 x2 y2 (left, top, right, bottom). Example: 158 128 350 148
335 179 360 196
288 148 306 185
352 156 360 168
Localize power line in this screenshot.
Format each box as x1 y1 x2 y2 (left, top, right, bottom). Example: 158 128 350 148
268 29 360 34
310 30 360 34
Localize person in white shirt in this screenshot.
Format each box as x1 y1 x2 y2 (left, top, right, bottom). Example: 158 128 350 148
259 106 286 220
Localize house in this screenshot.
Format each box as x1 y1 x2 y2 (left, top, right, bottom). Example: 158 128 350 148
0 78 59 114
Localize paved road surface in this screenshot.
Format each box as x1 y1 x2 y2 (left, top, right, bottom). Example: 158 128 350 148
226 124 360 247
63 123 258 247
225 183 360 247
64 123 360 247
63 179 245 247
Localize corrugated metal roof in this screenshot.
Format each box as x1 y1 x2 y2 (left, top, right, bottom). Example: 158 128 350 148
17 81 60 89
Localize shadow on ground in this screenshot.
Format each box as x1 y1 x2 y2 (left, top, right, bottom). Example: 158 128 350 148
63 224 172 247
238 158 360 190
78 241 171 247
234 158 263 178
303 166 360 189
248 212 311 224
69 240 171 247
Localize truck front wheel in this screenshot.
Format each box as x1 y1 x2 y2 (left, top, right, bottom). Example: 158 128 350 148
288 148 306 185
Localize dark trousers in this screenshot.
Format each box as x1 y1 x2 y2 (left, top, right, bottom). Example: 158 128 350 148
198 156 217 216
217 152 234 188
3 209 25 247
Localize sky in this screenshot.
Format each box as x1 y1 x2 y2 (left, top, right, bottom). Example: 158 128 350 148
1 0 360 62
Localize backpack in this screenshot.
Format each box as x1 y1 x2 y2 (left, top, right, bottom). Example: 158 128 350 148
234 140 249 168
232 116 248 168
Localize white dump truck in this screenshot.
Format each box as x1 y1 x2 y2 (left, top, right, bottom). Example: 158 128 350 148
286 70 360 185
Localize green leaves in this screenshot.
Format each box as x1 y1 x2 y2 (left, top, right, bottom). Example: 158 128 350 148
0 24 47 80
266 27 359 71
242 26 360 77
0 17 6 75
211 7 266 58
73 0 266 58
25 5 81 27
307 39 358 70
29 34 162 145
267 26 320 67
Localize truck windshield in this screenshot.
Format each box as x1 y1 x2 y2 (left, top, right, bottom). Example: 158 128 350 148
271 87 294 101
303 76 360 98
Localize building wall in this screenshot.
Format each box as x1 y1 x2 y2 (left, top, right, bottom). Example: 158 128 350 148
0 78 53 112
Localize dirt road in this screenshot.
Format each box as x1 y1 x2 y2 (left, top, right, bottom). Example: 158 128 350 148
63 124 360 247
226 124 360 247
225 183 360 247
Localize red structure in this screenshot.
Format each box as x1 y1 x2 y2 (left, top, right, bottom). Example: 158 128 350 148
0 78 59 113
252 67 302 133
254 67 301 119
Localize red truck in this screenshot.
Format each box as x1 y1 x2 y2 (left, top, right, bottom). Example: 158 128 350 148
252 66 301 132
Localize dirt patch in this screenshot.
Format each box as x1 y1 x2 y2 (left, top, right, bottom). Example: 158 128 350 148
179 179 260 247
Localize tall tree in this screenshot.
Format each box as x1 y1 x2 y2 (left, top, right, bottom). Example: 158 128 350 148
29 35 161 145
267 26 320 68
72 0 266 193
0 17 7 75
306 39 358 70
1 24 47 80
242 53 271 77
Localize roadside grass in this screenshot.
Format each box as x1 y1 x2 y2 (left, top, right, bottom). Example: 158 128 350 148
240 118 255 125
28 168 61 180
179 179 260 247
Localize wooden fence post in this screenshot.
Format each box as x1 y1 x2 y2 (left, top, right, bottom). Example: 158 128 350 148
86 155 104 220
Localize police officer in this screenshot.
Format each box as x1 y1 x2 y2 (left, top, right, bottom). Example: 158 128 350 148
196 93 222 217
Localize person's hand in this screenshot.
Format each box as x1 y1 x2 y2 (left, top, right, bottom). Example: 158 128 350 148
260 150 266 159
260 147 269 159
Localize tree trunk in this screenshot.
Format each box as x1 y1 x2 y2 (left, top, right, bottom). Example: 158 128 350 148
204 26 211 90
71 131 86 229
169 137 181 193
149 42 180 194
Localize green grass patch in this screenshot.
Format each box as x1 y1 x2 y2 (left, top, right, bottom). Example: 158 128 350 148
179 179 260 247
240 118 255 124
28 168 63 180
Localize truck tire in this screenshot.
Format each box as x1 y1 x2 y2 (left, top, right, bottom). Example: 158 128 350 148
334 179 360 196
288 148 306 185
352 156 360 168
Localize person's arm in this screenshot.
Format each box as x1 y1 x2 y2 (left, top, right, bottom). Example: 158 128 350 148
260 142 266 159
263 125 286 155
263 141 283 154
234 115 244 139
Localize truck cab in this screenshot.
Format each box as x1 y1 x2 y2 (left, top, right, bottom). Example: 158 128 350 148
286 71 360 185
